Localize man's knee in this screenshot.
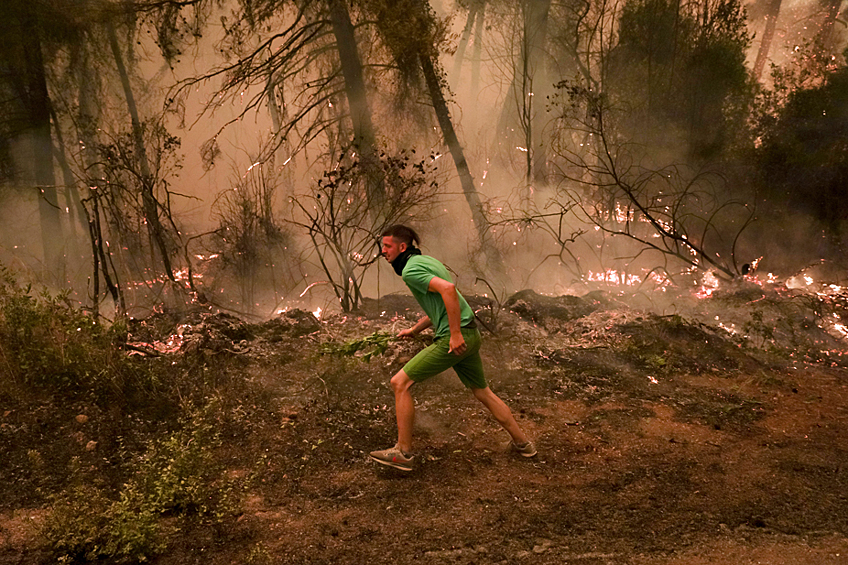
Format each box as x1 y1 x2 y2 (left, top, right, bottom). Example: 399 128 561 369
471 386 493 402
390 370 414 394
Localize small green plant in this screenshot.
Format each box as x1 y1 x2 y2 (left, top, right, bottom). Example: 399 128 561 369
742 309 776 349
0 268 99 389
646 354 668 370
246 542 272 565
0 264 167 409
44 480 166 563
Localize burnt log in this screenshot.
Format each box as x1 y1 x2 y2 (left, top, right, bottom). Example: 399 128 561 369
259 309 322 340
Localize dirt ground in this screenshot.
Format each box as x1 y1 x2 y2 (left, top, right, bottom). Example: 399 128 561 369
2 289 848 564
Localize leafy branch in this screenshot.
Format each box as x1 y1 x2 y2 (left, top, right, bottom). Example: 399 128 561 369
321 331 395 362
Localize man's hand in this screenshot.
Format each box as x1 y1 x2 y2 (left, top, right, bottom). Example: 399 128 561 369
448 333 467 355
397 328 416 339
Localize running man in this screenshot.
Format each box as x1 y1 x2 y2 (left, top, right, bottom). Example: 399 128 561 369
369 225 536 471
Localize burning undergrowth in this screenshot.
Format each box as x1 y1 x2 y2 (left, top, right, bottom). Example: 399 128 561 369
124 309 321 356
682 276 848 367
120 269 848 377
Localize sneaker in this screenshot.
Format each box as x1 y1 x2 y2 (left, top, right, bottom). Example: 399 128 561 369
369 444 414 471
510 440 537 458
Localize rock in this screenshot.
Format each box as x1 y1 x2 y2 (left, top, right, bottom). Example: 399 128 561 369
75 414 89 424
85 441 97 452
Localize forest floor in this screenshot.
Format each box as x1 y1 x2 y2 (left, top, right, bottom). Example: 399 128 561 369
2 282 848 564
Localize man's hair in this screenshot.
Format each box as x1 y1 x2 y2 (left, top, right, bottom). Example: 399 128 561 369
381 225 421 247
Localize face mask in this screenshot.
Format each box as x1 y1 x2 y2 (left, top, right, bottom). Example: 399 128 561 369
391 246 422 276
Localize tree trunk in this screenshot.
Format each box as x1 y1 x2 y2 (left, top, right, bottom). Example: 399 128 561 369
496 0 551 186
419 53 506 280
77 42 123 315
107 22 176 282
470 2 486 97
53 45 87 245
451 1 479 83
327 0 385 215
266 55 285 167
264 46 294 176
753 0 782 80
527 0 552 185
50 110 86 257
17 3 64 278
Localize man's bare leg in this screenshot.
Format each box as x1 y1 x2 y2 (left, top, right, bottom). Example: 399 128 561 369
390 370 415 452
472 386 529 445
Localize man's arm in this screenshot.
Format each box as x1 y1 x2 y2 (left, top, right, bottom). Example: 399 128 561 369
398 316 432 338
428 276 466 355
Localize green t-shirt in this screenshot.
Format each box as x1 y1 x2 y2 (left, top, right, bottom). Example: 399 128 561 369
401 255 475 339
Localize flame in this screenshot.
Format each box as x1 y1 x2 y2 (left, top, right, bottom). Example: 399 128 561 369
584 269 672 291
614 204 633 223
587 269 642 286
695 271 720 299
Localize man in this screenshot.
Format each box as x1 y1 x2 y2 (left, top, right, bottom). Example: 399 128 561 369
369 225 536 471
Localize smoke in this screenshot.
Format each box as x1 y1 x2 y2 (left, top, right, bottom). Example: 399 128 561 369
1 0 846 319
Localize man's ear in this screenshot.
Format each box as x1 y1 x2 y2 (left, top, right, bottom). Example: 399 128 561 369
398 241 408 253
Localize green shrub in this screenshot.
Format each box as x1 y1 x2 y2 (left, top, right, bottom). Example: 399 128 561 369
0 265 170 409
131 401 242 519
0 266 115 392
44 402 243 563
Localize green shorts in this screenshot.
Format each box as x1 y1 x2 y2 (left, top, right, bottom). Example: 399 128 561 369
402 327 487 389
